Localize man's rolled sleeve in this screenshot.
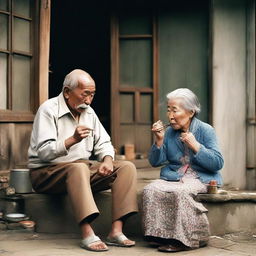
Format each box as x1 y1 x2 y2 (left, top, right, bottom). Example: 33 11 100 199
37 139 68 161
57 139 69 156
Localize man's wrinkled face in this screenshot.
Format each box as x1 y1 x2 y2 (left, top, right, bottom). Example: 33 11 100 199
64 77 96 116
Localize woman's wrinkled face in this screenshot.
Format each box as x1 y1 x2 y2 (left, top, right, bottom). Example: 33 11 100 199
167 98 194 132
64 78 96 116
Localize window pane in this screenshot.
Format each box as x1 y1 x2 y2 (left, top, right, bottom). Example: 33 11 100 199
120 94 134 123
140 94 152 123
120 39 152 88
0 14 8 50
12 55 30 111
119 12 152 35
0 53 7 109
0 0 8 11
13 0 30 18
13 17 30 52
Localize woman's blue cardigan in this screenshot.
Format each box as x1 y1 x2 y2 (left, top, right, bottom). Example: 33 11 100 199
148 117 224 185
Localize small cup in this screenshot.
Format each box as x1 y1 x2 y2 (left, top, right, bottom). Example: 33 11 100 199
207 180 218 194
124 144 135 160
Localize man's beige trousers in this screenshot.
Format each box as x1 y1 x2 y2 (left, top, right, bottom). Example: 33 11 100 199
30 160 138 223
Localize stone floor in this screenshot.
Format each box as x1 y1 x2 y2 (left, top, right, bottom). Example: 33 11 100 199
0 231 255 256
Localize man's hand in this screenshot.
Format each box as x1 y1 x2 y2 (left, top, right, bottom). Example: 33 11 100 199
98 156 114 176
65 125 92 150
73 125 92 142
180 132 200 153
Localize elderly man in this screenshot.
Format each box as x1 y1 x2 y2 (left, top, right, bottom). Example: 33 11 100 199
28 69 138 252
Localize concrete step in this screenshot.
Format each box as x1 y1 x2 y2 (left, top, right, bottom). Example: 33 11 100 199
197 191 256 235
1 162 256 237
21 175 150 236
21 191 256 236
15 186 256 236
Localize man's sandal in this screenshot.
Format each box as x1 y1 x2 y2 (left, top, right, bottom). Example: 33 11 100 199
106 233 135 247
80 234 109 252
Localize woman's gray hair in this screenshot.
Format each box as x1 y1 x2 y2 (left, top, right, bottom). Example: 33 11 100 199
62 69 92 91
166 88 201 115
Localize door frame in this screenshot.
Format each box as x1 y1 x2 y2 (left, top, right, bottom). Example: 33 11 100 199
110 12 159 153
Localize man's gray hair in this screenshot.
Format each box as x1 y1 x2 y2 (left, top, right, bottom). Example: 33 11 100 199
62 69 92 91
166 88 201 115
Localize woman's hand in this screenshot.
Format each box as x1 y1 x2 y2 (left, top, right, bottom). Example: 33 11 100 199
152 120 165 147
180 132 200 153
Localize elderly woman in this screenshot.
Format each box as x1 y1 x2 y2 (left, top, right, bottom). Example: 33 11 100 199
142 88 224 252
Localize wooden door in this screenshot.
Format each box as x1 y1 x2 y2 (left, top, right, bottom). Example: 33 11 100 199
111 10 158 155
111 1 210 156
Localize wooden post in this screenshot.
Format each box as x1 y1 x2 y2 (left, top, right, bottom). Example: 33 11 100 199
37 0 51 107
110 14 120 151
246 0 256 190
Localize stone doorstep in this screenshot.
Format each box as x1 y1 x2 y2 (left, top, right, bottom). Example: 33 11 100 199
1 164 256 236
3 187 254 237
195 191 256 236
19 191 144 236
197 190 256 203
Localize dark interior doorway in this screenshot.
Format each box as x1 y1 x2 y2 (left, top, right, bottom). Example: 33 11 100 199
49 1 111 132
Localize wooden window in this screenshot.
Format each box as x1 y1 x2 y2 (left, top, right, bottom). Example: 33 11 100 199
0 0 39 122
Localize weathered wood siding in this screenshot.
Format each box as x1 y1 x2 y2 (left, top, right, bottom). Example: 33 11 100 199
0 123 32 172
0 0 50 174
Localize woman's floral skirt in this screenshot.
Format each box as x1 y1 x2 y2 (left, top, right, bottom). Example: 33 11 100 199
142 177 210 248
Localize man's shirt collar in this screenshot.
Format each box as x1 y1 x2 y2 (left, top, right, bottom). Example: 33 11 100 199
57 93 93 118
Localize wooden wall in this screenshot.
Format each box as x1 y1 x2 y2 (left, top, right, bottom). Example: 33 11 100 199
0 0 50 174
0 123 32 173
